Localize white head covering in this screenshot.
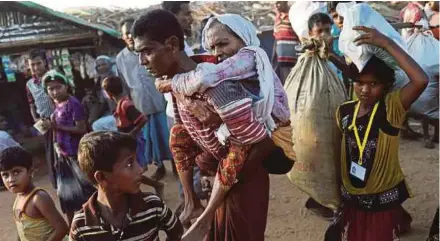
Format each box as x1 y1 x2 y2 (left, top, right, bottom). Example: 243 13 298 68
202 14 277 137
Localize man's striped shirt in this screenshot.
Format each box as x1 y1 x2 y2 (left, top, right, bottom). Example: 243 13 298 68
69 192 183 241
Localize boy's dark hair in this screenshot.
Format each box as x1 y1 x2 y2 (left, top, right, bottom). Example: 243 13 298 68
119 17 135 30
78 131 137 185
102 75 123 96
0 147 33 171
161 1 190 15
132 9 184 51
327 1 342 13
28 49 46 61
350 56 396 92
328 1 358 14
308 13 332 31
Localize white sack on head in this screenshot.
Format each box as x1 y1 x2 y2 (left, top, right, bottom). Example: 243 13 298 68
338 3 408 72
288 1 327 41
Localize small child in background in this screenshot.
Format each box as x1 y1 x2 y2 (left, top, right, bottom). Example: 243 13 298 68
72 131 183 241
0 114 20 190
0 147 68 241
101 76 164 197
81 81 107 130
308 12 353 95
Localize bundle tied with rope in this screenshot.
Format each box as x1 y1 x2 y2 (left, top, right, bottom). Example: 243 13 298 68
284 36 347 210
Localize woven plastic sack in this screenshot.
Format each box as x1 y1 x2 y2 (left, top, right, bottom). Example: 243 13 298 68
284 39 347 210
405 20 440 77
338 3 408 72
288 1 327 41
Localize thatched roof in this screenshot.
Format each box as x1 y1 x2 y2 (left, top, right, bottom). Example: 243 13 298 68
0 1 123 54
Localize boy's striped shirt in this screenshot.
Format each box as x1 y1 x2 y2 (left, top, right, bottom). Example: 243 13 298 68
69 192 182 241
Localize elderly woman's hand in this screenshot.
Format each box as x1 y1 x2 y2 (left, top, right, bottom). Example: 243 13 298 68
155 77 173 93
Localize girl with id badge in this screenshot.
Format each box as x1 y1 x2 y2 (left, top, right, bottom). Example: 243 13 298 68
335 26 428 241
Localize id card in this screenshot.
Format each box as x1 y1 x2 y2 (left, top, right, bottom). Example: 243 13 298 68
350 161 366 181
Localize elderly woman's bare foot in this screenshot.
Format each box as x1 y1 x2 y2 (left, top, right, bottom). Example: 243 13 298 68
179 202 204 228
182 217 212 241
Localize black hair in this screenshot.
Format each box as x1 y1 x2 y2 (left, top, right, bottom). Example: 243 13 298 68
308 13 332 31
161 1 190 15
350 56 396 92
119 17 135 30
102 75 123 96
0 147 33 171
78 131 137 185
28 49 46 61
327 1 343 13
328 1 359 13
132 9 184 51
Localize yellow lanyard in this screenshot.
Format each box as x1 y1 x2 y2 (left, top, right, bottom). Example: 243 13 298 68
349 101 379 165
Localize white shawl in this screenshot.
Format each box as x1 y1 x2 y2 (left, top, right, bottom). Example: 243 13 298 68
202 14 276 143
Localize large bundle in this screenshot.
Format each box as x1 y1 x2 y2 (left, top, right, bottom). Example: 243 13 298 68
338 3 408 72
405 23 439 119
285 39 347 210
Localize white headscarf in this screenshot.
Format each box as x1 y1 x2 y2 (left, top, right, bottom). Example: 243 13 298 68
202 14 276 137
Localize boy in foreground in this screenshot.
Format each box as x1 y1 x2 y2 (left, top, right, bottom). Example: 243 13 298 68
70 131 183 241
0 147 68 241
102 75 164 197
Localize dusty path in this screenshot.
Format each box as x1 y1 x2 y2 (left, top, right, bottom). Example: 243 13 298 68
0 137 437 241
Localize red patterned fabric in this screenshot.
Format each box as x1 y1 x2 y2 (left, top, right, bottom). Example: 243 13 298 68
341 205 410 241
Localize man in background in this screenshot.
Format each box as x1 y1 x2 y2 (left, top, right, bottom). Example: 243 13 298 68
25 49 56 187
161 1 206 216
273 1 299 84
116 18 173 180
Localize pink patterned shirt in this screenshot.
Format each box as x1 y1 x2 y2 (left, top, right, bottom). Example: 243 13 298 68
171 49 290 124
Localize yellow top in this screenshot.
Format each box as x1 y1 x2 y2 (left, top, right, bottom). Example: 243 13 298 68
336 91 412 196
13 188 67 241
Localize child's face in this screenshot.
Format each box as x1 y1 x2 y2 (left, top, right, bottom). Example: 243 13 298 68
330 11 344 29
309 23 332 38
1 166 32 194
101 148 143 194
85 88 93 96
354 74 385 106
0 116 7 130
46 80 69 102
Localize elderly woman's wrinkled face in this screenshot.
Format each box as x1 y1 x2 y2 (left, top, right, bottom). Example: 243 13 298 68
205 22 245 63
96 59 111 76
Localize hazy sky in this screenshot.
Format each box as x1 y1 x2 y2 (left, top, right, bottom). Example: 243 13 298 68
33 0 162 10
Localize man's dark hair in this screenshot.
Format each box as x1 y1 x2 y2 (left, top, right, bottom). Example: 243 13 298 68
0 147 33 171
161 1 190 15
350 56 396 93
132 9 184 51
102 75 123 97
308 13 332 31
28 49 46 61
78 131 137 185
119 17 135 30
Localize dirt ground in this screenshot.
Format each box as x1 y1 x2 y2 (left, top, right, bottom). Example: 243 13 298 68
0 135 438 241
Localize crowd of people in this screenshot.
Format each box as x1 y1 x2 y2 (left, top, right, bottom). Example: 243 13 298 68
0 1 438 241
